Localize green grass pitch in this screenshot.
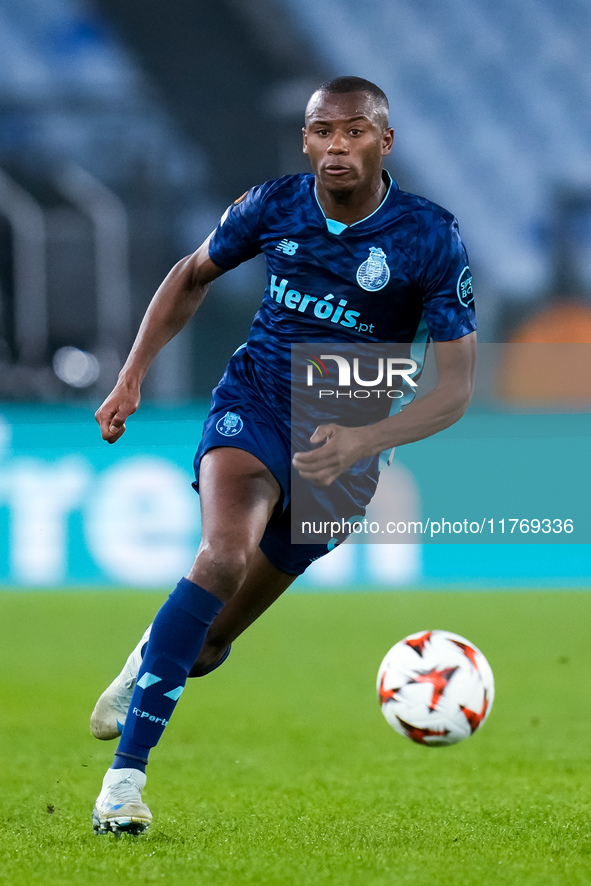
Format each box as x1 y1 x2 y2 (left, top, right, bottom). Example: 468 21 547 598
1 589 591 885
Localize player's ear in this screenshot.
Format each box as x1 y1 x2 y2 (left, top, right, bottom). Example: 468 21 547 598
302 127 308 154
382 127 394 156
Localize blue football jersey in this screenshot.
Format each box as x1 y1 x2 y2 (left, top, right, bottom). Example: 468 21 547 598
208 172 475 419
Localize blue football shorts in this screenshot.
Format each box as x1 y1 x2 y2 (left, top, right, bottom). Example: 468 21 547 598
193 349 378 576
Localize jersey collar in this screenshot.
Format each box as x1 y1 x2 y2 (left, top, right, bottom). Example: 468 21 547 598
314 171 397 235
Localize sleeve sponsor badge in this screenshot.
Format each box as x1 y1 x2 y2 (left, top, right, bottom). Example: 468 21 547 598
457 266 474 307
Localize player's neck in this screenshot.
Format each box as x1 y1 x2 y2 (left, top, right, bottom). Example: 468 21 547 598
315 173 388 226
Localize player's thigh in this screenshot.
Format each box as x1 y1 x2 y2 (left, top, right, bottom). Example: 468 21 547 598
198 446 281 534
188 448 282 597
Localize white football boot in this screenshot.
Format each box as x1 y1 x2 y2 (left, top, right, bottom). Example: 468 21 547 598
92 767 152 835
90 625 151 740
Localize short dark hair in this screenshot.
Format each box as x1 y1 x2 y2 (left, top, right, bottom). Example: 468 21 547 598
307 76 389 127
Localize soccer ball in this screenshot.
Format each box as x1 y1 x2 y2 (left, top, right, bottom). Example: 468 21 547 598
377 630 494 746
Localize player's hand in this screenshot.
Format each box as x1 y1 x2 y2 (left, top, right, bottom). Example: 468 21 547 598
292 424 368 487
94 383 141 443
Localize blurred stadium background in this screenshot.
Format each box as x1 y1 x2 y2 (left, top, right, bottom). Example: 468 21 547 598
0 0 590 590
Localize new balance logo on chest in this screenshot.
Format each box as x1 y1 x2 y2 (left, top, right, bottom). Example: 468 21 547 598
276 239 299 255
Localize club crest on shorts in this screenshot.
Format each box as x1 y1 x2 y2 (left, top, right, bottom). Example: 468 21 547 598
216 411 243 437
356 247 390 292
457 266 474 307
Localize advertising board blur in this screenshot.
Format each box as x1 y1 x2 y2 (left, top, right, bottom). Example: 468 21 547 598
0 405 589 590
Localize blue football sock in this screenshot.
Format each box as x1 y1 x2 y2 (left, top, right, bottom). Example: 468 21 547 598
112 577 224 772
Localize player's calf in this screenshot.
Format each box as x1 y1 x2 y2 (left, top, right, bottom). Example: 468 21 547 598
189 641 232 677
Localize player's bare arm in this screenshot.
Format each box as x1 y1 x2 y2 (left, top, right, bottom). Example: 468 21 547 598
292 332 476 486
95 239 224 443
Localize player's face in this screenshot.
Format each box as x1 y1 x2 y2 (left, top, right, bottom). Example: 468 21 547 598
303 91 394 196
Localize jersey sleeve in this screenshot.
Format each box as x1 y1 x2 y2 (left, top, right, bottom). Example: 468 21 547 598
416 212 476 341
208 185 265 271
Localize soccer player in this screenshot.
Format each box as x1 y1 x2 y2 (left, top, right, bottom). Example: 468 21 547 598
91 76 476 834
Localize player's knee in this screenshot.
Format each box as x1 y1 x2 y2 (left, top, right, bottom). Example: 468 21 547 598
192 545 250 598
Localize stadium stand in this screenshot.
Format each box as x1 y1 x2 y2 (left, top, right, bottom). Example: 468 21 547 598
276 0 591 308
0 0 211 398
0 0 326 399
1 0 589 399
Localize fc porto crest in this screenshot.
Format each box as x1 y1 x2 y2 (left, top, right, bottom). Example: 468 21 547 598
215 411 243 437
456 266 474 307
356 247 390 292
